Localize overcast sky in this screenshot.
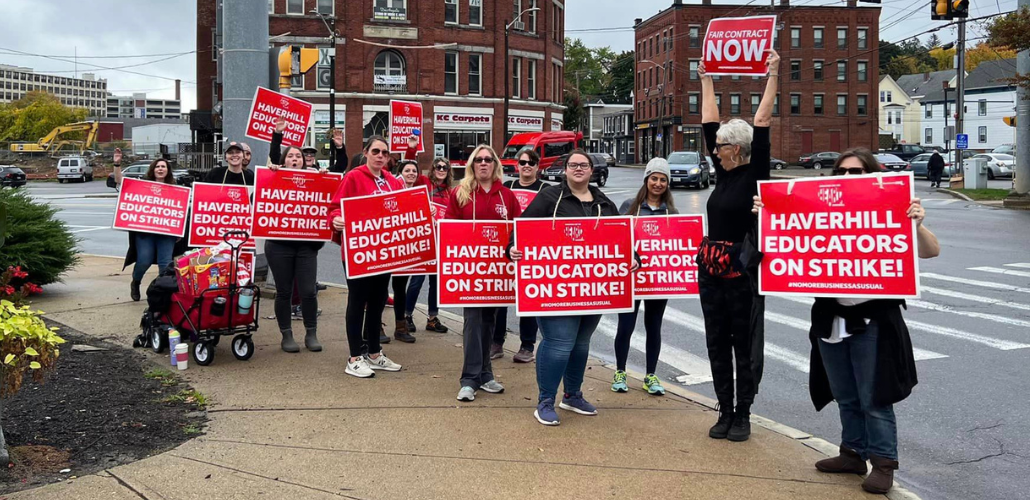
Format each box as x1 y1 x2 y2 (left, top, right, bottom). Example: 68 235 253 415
0 0 1016 113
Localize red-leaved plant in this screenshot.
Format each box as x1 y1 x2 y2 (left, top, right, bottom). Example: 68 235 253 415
0 266 43 307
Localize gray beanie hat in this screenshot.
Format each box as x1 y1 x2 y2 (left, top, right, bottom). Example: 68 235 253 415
644 157 671 180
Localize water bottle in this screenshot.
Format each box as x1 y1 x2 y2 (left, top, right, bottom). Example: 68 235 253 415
168 329 180 367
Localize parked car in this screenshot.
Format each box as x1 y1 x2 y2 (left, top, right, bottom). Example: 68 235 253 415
880 144 927 161
539 153 609 186
56 156 93 183
798 151 840 169
770 157 788 170
910 153 958 178
972 153 1015 179
598 152 617 169
992 144 1015 155
0 165 26 188
667 151 710 189
875 153 910 172
106 161 194 189
500 130 583 175
706 155 716 184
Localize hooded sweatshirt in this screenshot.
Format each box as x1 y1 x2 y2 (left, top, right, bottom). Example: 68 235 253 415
445 181 522 221
328 164 405 254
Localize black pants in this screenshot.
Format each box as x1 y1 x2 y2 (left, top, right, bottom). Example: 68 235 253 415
615 299 668 374
929 170 943 186
264 240 318 333
391 276 408 323
461 307 498 388
698 269 765 408
492 308 539 352
346 272 391 358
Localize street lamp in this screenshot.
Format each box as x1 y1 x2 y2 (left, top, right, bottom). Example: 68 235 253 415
641 59 668 158
310 9 339 129
504 7 541 146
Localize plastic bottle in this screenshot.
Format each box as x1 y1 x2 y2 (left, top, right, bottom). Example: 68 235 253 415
168 329 180 366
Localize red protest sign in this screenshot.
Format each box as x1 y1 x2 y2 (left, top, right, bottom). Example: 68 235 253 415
341 186 437 279
389 99 424 153
251 167 343 241
511 189 538 212
393 202 448 276
515 217 635 316
758 173 919 298
633 215 704 299
246 87 313 147
702 15 776 76
188 182 255 249
437 220 516 308
112 178 191 237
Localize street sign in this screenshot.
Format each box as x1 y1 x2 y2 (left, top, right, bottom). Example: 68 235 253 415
956 133 968 150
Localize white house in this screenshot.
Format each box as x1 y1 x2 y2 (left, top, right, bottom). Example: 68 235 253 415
919 59 1017 151
583 98 633 153
886 70 957 146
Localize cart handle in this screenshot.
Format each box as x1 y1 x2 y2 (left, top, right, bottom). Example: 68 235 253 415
223 230 250 249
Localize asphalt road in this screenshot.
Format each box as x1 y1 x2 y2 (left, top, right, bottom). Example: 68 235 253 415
27 168 1030 500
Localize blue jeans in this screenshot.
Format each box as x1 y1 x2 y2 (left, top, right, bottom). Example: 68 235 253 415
536 315 600 402
404 274 438 317
817 320 898 460
133 233 175 283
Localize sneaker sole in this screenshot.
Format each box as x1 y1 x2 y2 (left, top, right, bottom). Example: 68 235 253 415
611 386 628 393
479 386 504 394
345 368 375 378
534 410 560 426
368 364 401 372
727 434 751 442
644 386 666 396
457 395 475 402
558 402 598 416
513 357 534 363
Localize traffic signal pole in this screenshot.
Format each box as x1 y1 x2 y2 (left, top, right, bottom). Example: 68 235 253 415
1014 0 1030 202
955 19 966 177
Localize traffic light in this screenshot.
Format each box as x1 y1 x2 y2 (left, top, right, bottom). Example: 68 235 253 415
951 0 969 18
931 0 951 20
1004 116 1017 127
277 46 319 90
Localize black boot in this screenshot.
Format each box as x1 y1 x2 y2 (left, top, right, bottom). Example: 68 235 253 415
727 404 752 442
709 405 735 439
281 330 300 353
130 281 141 302
304 328 322 352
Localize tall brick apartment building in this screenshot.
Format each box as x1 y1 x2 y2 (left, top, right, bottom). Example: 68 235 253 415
635 0 880 163
197 0 565 165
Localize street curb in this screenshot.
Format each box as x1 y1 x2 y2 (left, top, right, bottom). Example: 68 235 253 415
936 188 974 202
84 193 118 199
614 164 646 169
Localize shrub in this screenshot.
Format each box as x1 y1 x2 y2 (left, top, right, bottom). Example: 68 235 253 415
0 300 64 397
0 189 79 285
0 266 43 307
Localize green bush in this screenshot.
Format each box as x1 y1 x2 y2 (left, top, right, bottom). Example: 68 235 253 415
0 300 64 397
0 189 79 285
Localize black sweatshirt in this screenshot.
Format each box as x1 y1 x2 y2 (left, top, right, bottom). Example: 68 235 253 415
702 122 770 243
504 178 549 192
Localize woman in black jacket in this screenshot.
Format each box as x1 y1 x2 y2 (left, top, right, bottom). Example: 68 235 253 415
509 149 639 426
927 151 945 188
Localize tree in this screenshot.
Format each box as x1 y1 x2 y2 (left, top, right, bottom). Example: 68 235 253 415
929 46 956 70
880 37 939 80
604 51 635 104
965 42 1017 72
986 7 1030 91
563 37 609 98
562 82 583 132
926 33 942 50
0 92 88 142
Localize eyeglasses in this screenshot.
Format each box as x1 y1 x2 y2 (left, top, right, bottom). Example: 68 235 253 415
518 160 538 167
474 156 494 163
566 162 592 171
368 148 387 156
836 167 865 175
715 143 733 149
434 165 449 171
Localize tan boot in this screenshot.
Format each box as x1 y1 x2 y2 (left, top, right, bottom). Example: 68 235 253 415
862 454 898 494
815 446 868 474
394 319 416 343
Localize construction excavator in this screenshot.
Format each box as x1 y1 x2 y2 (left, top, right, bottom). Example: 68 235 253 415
8 120 100 157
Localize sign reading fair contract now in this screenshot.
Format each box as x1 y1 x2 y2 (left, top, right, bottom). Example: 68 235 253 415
515 217 634 316
389 99 424 153
112 178 190 237
633 215 704 299
438 220 516 308
757 173 920 298
251 167 342 241
341 187 436 279
246 87 313 147
189 183 255 249
703 15 776 76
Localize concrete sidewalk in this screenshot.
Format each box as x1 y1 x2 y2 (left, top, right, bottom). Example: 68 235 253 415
17 255 893 500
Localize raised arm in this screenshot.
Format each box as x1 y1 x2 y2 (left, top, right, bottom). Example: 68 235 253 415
112 148 124 185
754 50 780 128
700 62 718 124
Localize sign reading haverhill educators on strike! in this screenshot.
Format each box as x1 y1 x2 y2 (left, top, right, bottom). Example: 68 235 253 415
437 220 516 308
515 217 635 316
389 99 424 153
757 173 920 298
251 167 342 241
633 215 704 299
112 178 191 237
246 87 313 147
702 15 776 76
341 186 436 279
393 202 448 276
188 183 255 249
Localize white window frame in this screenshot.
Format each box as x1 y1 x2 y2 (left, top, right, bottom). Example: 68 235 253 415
925 128 933 144
857 28 868 49
790 93 801 115
979 126 987 143
813 94 824 115
316 0 334 15
750 93 760 114
978 99 987 116
445 0 459 25
857 61 868 82
925 105 932 118
287 0 304 15
814 60 823 81
512 57 522 98
527 60 537 100
469 0 483 27
790 27 801 48
526 0 538 33
269 0 275 14
813 27 824 49
837 27 847 49
444 51 458 95
730 93 741 114
857 94 868 115
468 53 482 96
837 95 847 116
837 61 847 82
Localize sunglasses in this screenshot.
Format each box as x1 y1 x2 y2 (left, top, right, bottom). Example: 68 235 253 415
836 167 865 175
518 160 538 167
368 148 387 156
715 143 733 149
434 165 449 171
302 152 316 156
474 156 494 163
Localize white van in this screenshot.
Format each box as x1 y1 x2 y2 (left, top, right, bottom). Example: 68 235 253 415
57 156 94 183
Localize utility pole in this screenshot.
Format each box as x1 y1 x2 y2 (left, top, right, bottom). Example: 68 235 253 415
1011 0 1030 206
955 19 966 177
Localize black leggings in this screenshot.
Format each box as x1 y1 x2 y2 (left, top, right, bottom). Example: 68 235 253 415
264 240 318 333
492 308 539 351
614 299 668 374
391 276 408 322
698 269 766 408
346 272 391 358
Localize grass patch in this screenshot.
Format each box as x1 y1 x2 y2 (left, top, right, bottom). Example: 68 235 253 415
143 367 179 387
181 423 203 436
956 188 1010 201
162 389 209 409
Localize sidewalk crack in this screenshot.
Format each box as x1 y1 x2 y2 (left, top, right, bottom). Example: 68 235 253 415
169 454 366 499
106 469 164 500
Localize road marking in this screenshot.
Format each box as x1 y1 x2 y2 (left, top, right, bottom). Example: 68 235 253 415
1004 263 1030 269
55 211 115 216
908 299 1030 329
922 286 1030 312
969 266 1030 279
763 310 948 361
923 199 960 205
922 272 1030 295
595 317 714 386
68 226 109 234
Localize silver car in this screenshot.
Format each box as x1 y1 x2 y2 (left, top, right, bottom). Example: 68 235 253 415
910 153 960 178
972 153 1015 179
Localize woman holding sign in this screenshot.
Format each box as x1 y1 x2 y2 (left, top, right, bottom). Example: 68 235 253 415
753 149 940 494
509 150 640 426
329 136 405 378
386 160 421 344
696 50 778 442
612 157 678 395
445 145 522 402
404 157 453 334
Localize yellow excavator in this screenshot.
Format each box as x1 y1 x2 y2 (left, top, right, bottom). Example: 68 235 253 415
8 121 100 157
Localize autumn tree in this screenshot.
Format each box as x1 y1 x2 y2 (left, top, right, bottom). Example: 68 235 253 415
986 7 1030 91
0 91 88 142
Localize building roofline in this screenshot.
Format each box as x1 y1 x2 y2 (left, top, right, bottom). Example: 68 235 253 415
634 2 880 32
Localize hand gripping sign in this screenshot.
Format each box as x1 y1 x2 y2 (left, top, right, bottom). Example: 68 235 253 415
393 202 448 276
112 178 191 237
510 189 539 212
757 173 920 298
437 220 516 308
246 87 313 148
341 186 437 279
251 167 343 241
189 182 255 249
389 99 424 153
702 15 777 76
515 217 635 316
633 215 705 299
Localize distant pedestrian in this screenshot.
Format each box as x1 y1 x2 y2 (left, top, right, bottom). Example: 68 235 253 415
927 151 945 188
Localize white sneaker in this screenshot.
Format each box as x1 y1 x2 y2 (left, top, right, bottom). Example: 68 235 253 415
480 380 505 393
365 351 401 372
345 357 375 378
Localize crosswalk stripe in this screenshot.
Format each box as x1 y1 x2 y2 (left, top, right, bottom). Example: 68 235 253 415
763 311 948 361
924 199 960 205
922 286 1030 312
595 317 714 385
922 272 1030 295
1004 263 1030 269
908 299 1030 329
969 266 1030 279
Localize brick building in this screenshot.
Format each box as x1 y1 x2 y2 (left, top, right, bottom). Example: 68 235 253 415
197 0 566 165
634 0 880 164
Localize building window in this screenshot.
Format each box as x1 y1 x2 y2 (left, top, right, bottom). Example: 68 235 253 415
925 128 933 144
374 0 407 21
469 53 481 96
895 110 902 124
689 26 701 48
730 94 741 114
444 51 458 94
814 95 824 115
979 99 987 116
979 126 988 143
551 3 561 41
791 27 800 48
287 0 303 15
688 93 699 114
526 0 538 33
751 94 760 114
857 95 868 115
268 0 274 13
837 28 847 49
837 61 846 82
790 94 801 115
773 94 780 115
858 28 868 49
373 50 406 91
715 94 722 113
527 60 536 100
857 61 867 82
317 0 333 15
512 57 521 98
925 105 932 118
837 95 847 115
813 60 823 81
469 0 483 26
445 0 458 24
813 28 824 48
790 60 801 81
689 60 699 80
